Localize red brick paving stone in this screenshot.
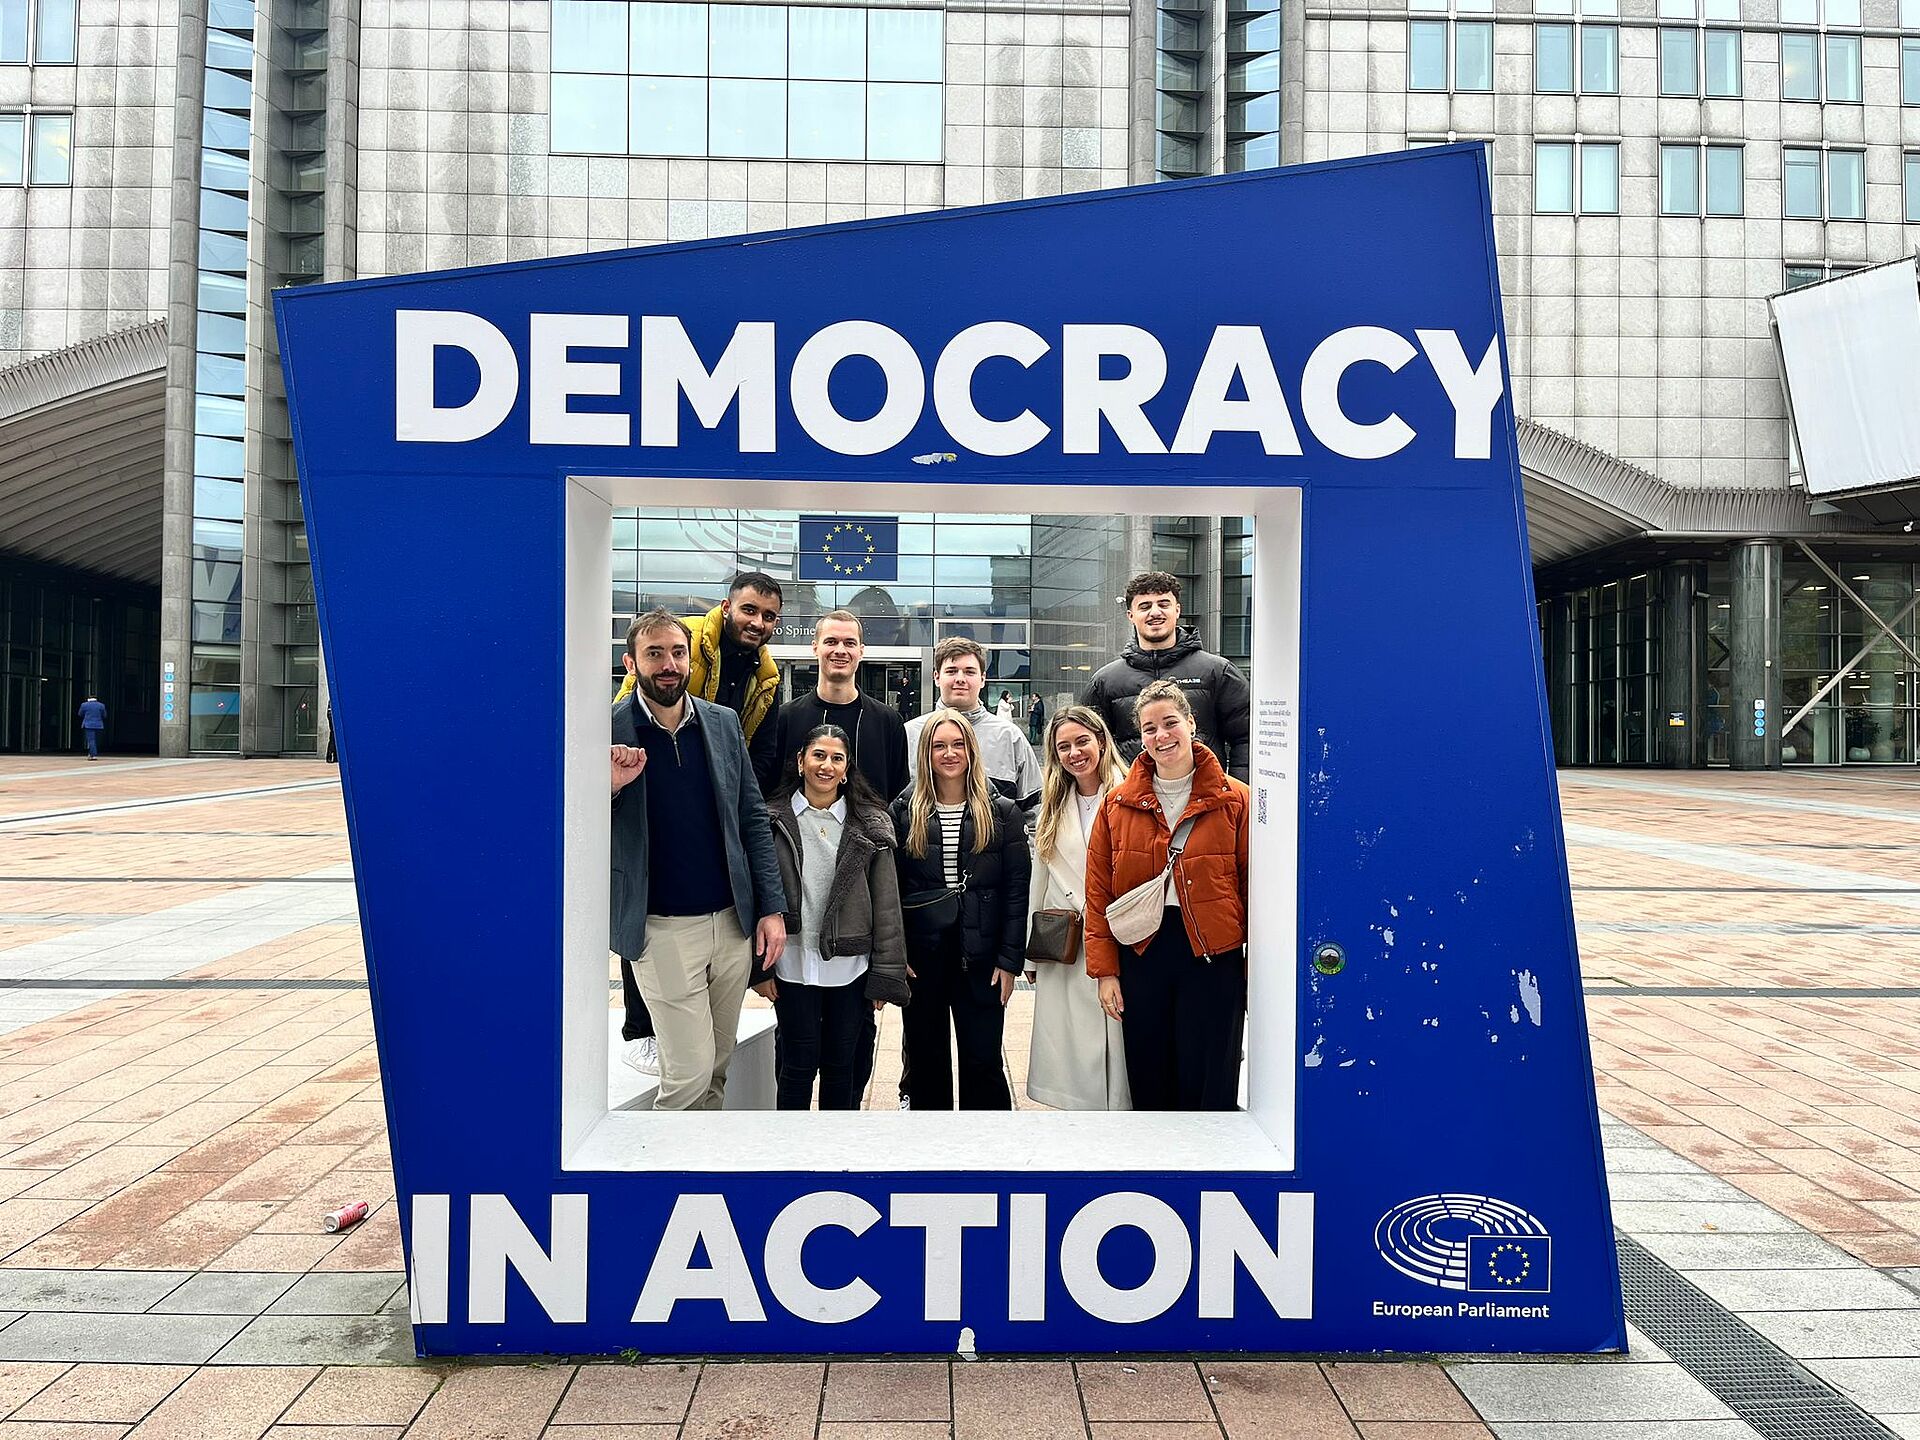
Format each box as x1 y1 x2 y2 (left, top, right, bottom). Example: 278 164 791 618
814 1427 951 1440
1726 1172 1894 1237
952 1361 1083 1440
1205 1362 1359 1440
1758 1146 1920 1202
404 1366 575 1440
0 1362 70 1414
0 1424 132 1437
817 1362 949 1423
1087 1427 1225 1438
13 1365 194 1423
261 1428 402 1440
276 1369 442 1428
126 1367 318 1440
23 1150 183 1204
1321 1365 1478 1424
549 1364 700 1426
1077 1363 1212 1422
538 1428 679 1438
680 1363 823 1440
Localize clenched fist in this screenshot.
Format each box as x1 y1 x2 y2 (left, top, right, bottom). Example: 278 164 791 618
610 744 647 795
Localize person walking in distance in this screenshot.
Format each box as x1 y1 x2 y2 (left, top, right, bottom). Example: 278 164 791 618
1025 705 1131 1111
996 690 1017 723
610 609 787 1111
756 610 909 803
77 695 106 760
1027 693 1046 744
1084 680 1251 1111
1083 571 1252 784
892 712 1030 1110
760 725 910 1109
615 571 785 1075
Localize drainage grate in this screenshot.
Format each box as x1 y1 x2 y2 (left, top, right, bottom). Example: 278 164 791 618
1616 1231 1900 1440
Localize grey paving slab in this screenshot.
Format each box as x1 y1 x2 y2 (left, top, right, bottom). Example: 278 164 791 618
1743 1307 1920 1359
1600 1124 1663 1151
1633 1230 1865 1272
1449 1361 1735 1423
1804 1357 1920 1413
0 1269 190 1313
1491 1424 1764 1439
1604 1148 1708 1175
1606 1173 1748 1203
1884 1416 1920 1440
0 1310 250 1363
149 1271 299 1315
210 1310 417 1365
265 1271 407 1316
1893 1268 1920 1297
1610 1201 1806 1235
1685 1266 1920 1314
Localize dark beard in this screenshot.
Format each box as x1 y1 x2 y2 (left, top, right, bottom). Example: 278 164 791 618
636 671 685 707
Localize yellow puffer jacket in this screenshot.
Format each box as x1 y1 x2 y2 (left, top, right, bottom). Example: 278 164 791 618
614 604 780 741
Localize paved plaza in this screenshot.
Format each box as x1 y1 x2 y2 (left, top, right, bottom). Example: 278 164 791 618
0 756 1916 1436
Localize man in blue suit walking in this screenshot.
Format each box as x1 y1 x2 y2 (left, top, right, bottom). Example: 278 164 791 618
77 696 106 760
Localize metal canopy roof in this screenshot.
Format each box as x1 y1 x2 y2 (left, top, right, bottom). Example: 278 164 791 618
0 319 166 588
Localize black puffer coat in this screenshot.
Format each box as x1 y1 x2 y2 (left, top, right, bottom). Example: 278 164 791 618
1081 625 1252 783
890 791 1031 976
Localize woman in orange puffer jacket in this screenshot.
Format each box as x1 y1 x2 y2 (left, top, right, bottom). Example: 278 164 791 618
1084 679 1251 1111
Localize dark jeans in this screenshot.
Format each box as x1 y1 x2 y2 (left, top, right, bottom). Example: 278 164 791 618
773 978 875 1109
1120 906 1246 1111
619 959 656 1042
902 929 1011 1110
83 730 99 758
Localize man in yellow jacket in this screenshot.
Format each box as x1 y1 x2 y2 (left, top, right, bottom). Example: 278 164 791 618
613 572 785 1074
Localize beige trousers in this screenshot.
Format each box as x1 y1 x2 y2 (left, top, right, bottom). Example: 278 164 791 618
634 910 753 1111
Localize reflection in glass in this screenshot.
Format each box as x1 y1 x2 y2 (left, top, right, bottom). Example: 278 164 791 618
789 80 863 158
1454 21 1493 89
200 229 247 272
201 148 250 194
1827 0 1860 23
1780 31 1816 97
198 271 247 317
29 115 69 186
196 393 246 438
867 82 940 162
195 435 245 480
34 0 73 62
868 8 942 81
1825 33 1860 101
193 476 244 521
205 66 253 110
0 0 22 61
0 115 21 186
1535 141 1574 211
1580 143 1618 213
1706 145 1742 215
631 2 708 76
204 108 251 150
1828 148 1863 218
1660 144 1699 214
1536 24 1573 91
196 352 245 395
1784 147 1821 216
1580 25 1618 91
631 74 706 154
554 0 628 73
1659 27 1696 94
1705 29 1740 95
711 4 787 76
791 6 864 78
197 310 246 358
207 27 254 73
201 187 248 232
710 77 785 156
1408 20 1447 89
553 72 628 152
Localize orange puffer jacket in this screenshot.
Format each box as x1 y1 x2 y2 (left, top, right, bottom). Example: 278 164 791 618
1084 743 1250 978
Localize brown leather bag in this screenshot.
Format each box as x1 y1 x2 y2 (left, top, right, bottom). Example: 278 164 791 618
1025 907 1083 965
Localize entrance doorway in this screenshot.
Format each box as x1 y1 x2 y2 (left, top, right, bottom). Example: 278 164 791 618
771 646 926 723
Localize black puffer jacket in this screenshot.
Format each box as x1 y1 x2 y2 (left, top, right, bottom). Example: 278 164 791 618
1081 625 1252 783
890 791 1031 975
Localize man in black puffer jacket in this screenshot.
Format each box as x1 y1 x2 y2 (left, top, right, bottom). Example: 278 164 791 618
1082 570 1252 784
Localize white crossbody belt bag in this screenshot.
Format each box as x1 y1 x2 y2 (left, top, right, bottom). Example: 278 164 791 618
1104 814 1199 947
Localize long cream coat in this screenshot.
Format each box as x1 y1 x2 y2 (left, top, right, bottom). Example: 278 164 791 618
1025 802 1131 1111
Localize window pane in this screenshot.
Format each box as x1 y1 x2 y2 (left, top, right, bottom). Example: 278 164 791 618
1407 0 1446 12
1409 20 1447 89
1581 142 1619 213
1779 0 1816 21
1828 149 1863 218
0 0 23 61
1537 23 1574 90
1705 29 1741 95
1907 153 1920 222
867 80 941 162
1784 148 1822 217
630 73 706 154
1780 32 1817 99
1660 27 1697 94
34 0 74 62
553 0 627 73
790 6 863 79
630 2 708 77
709 76 784 155
0 115 21 185
1660 143 1699 213
1658 0 1695 13
1456 0 1494 12
1581 25 1618 92
788 78 861 157
1704 0 1739 15
552 72 627 152
1537 0 1574 13
1905 0 1920 24
1906 39 1920 104
196 393 245 438
868 9 941 81
1455 21 1493 89
201 147 248 193
197 310 245 358
1826 33 1861 101
29 114 69 185
1706 145 1743 214
1827 0 1860 24
198 271 247 316
1536 141 1574 211
1581 0 1617 14
710 4 786 77
203 108 250 151
199 229 246 272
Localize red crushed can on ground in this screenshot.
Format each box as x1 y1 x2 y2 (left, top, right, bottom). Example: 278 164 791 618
324 1201 370 1233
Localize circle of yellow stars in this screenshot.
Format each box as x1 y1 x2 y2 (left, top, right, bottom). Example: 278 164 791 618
819 521 880 577
1485 1242 1531 1288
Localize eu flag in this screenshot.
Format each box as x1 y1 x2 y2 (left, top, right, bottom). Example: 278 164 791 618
798 516 899 582
1466 1233 1552 1293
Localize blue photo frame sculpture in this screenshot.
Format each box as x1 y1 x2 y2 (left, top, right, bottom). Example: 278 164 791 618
275 146 1623 1357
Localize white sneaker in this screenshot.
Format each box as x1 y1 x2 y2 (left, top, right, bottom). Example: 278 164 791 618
622 1037 660 1075
897 1094 911 1111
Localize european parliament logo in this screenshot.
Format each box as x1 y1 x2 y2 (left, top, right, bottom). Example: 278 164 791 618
1375 1194 1552 1293
798 516 899 582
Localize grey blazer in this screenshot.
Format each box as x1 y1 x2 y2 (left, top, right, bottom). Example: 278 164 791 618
609 694 786 963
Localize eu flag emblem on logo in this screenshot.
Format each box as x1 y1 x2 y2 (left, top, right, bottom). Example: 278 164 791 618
1466 1234 1551 1293
798 516 899 582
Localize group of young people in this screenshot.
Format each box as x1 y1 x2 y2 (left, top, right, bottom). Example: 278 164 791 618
607 567 1254 1115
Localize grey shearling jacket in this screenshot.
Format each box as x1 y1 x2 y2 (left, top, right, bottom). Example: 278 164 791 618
767 798 911 1007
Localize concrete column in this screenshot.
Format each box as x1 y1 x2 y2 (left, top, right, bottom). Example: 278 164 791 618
1658 561 1706 769
1197 515 1225 652
1729 540 1782 771
1279 0 1306 165
1543 595 1571 767
1128 0 1158 184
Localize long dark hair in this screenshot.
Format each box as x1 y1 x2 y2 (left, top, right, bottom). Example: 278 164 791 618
771 724 886 817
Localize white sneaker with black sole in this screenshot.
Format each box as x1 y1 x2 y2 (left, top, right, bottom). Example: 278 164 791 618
622 1036 660 1075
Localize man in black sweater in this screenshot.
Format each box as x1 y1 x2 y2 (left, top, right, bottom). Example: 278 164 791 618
756 610 909 803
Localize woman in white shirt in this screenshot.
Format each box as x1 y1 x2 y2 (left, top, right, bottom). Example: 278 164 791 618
1025 706 1131 1110
761 725 908 1109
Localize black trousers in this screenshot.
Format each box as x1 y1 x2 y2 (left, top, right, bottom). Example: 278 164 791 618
619 959 657 1042
773 978 875 1109
1121 907 1246 1111
902 929 1011 1110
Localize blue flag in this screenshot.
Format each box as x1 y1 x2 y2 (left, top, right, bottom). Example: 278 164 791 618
798 515 898 582
1466 1233 1552 1294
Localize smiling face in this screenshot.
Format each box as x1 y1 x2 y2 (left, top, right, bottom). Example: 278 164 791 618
928 718 972 784
723 585 781 649
1137 698 1195 776
798 736 849 798
1128 590 1181 646
1052 719 1104 785
936 653 984 712
814 617 863 683
626 625 689 708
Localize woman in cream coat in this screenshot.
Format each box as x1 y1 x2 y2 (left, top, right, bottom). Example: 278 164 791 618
1024 705 1131 1110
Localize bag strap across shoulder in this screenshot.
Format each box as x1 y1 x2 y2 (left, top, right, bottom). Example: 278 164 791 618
1163 813 1200 871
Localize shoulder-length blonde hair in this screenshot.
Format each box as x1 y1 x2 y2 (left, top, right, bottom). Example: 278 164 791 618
1034 705 1126 864
905 711 996 858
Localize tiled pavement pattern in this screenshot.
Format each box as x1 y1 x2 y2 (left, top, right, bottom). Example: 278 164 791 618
0 758 1918 1436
